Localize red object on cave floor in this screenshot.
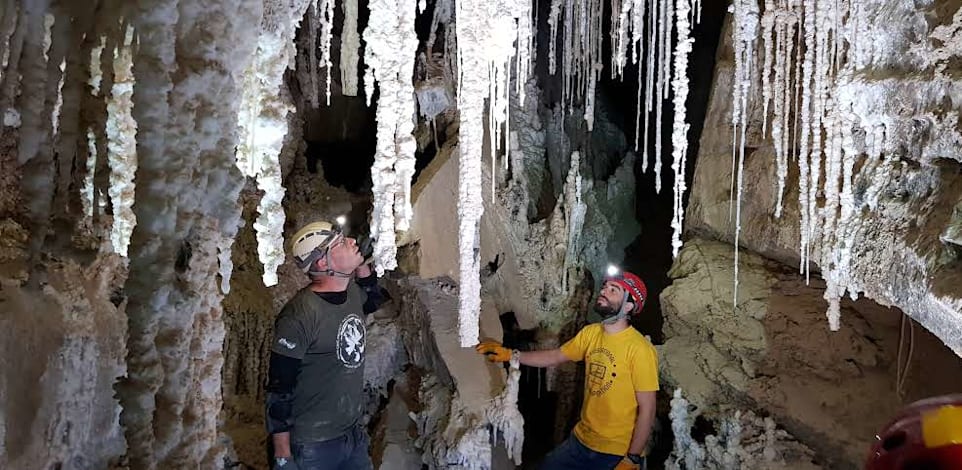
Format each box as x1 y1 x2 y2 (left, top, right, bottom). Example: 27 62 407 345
865 394 962 470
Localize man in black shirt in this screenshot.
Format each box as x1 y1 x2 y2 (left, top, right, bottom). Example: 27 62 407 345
265 220 386 470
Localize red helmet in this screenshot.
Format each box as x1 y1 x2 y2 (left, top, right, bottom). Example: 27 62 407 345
865 394 962 470
604 271 647 314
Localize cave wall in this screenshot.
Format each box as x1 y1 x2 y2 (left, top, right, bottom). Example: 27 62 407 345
0 249 128 469
659 238 962 468
0 0 302 468
659 3 962 467
687 3 962 356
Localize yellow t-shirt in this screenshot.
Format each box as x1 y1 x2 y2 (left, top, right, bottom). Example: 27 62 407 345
560 323 659 456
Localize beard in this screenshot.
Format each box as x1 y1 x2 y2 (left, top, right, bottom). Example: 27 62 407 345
593 301 619 319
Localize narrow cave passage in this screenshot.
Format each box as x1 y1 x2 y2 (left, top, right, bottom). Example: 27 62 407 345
507 2 728 468
616 1 727 346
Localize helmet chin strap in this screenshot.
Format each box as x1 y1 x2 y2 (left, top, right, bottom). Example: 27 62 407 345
308 246 354 279
601 291 631 325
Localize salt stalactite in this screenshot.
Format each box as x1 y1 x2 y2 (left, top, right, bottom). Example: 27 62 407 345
340 0 359 96
562 151 586 294
551 0 703 136
16 0 57 258
611 0 696 255
317 0 335 105
82 127 98 217
88 36 106 95
653 0 673 194
454 0 533 346
485 356 525 465
52 4 97 222
611 0 623 78
738 0 879 330
455 9 485 348
553 0 603 129
642 0 656 169
118 0 261 467
0 0 17 81
835 117 858 299
304 3 320 107
803 3 851 322
50 58 65 138
90 14 119 228
234 1 312 288
80 36 106 221
805 0 830 284
303 0 335 107
820 89 857 331
105 25 137 257
796 0 815 278
759 0 784 218
486 0 534 191
765 0 800 217
363 0 418 275
669 0 695 258
760 0 775 133
820 114 842 330
0 1 25 123
730 0 759 305
547 0 562 75
118 2 182 466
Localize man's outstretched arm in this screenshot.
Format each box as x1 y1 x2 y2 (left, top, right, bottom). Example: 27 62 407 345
475 342 572 367
519 348 571 367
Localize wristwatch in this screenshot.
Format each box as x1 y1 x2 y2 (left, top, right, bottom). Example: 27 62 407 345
626 453 644 464
275 457 291 468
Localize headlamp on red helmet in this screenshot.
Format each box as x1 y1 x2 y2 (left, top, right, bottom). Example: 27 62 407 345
603 264 647 315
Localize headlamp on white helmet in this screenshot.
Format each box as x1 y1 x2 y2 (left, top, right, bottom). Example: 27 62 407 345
289 221 345 275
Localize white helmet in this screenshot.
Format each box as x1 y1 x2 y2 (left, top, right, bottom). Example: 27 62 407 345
289 221 341 273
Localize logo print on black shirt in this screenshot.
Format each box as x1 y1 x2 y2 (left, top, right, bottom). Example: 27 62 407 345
337 314 366 369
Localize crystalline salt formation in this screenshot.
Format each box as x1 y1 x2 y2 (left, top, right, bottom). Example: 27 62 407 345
363 0 419 275
454 0 533 346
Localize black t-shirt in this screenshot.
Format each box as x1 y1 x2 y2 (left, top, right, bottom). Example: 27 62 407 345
271 284 367 443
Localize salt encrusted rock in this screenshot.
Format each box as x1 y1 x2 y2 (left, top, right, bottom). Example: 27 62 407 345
690 3 962 355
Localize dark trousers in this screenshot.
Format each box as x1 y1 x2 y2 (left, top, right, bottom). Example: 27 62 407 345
540 434 645 470
293 425 373 470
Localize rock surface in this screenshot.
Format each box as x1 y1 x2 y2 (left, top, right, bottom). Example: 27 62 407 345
687 3 962 356
392 275 519 469
0 254 128 470
660 238 962 468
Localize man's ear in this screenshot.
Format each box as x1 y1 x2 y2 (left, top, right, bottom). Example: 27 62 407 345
315 256 328 272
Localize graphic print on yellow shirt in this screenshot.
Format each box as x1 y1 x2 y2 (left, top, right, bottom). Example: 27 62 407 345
560 323 659 456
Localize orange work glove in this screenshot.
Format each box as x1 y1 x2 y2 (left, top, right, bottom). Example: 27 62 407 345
614 457 641 470
475 341 512 362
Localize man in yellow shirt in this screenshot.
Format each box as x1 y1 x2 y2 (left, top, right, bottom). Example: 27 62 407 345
477 268 657 470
